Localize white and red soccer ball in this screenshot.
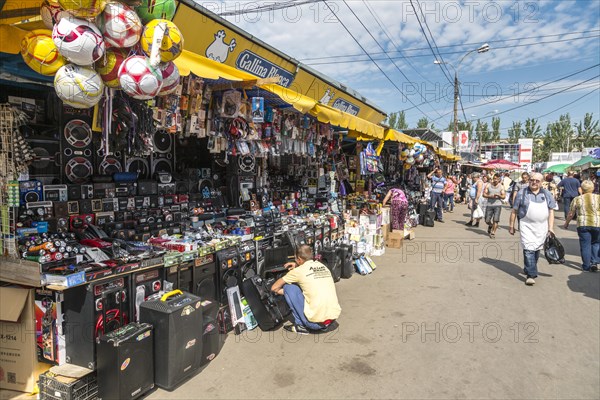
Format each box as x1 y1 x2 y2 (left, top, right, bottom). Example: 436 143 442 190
118 55 163 99
40 1 64 29
52 15 105 65
158 61 179 95
98 2 142 48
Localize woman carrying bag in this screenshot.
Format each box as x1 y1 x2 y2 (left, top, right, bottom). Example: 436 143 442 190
563 180 600 272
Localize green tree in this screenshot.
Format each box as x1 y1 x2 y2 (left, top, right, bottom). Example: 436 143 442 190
417 117 429 128
491 117 501 141
574 112 600 149
475 119 491 144
508 121 522 144
523 118 542 139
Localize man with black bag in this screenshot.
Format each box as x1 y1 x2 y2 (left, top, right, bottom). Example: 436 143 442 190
509 172 556 286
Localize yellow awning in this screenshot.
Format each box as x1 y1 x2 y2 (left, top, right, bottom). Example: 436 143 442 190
258 83 317 114
0 0 42 25
310 104 384 139
173 50 257 81
0 20 45 54
383 129 418 145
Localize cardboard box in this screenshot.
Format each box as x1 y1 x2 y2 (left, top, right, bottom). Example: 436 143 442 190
387 230 404 249
0 287 50 392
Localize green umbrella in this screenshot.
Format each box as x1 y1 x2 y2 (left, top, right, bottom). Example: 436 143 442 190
543 164 571 173
569 156 600 171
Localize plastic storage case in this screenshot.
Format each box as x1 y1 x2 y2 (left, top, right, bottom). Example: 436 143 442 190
38 371 98 400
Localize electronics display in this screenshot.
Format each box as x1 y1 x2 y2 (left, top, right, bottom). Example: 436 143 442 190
43 184 68 202
19 180 43 205
215 248 240 305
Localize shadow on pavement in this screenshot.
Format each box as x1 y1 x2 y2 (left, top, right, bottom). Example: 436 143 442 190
567 272 600 300
480 257 553 283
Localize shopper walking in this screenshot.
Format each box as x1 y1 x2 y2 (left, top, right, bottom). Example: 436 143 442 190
382 187 409 231
502 172 513 203
509 172 556 285
458 174 469 204
510 172 530 207
563 180 600 272
483 173 506 238
557 171 582 219
542 173 559 201
466 172 484 227
427 168 447 223
443 175 457 212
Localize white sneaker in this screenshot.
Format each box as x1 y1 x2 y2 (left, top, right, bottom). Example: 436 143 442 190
525 277 535 285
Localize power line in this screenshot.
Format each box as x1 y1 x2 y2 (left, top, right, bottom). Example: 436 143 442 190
299 29 600 61
341 1 442 118
534 87 600 119
409 0 453 85
416 0 454 84
319 1 434 120
304 34 600 65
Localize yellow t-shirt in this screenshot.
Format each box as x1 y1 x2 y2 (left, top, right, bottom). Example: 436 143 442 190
570 193 600 227
282 260 342 322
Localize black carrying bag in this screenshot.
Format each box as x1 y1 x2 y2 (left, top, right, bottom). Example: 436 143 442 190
544 232 565 264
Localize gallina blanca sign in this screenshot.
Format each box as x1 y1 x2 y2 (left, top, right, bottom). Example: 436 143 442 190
236 50 294 87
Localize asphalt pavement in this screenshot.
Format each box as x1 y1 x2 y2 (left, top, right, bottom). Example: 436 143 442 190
148 203 600 400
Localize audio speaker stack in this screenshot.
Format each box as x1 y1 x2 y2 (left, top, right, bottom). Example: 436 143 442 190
132 267 164 321
139 291 203 391
98 154 123 176
26 137 61 179
63 276 131 369
193 254 217 302
125 156 150 179
151 130 173 177
97 323 154 400
215 248 240 305
337 244 354 279
61 107 94 184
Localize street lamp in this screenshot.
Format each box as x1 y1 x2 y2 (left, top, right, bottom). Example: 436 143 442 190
434 43 490 154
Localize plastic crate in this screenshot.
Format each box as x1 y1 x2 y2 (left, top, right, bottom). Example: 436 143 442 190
38 371 98 400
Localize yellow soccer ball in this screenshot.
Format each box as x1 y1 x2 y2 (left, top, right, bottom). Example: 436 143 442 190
140 19 183 63
96 47 129 88
58 0 106 18
21 29 66 76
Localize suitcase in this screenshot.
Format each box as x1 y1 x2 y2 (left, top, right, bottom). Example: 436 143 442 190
337 244 354 279
139 290 203 391
96 323 154 400
241 275 290 331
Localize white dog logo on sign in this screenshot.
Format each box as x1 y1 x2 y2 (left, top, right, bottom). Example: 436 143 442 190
205 30 237 63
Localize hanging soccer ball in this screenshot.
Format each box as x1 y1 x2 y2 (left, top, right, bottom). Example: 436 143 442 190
400 149 410 158
21 29 66 76
135 0 176 24
417 154 424 162
96 47 129 88
52 16 105 65
97 2 142 48
54 64 104 108
140 19 183 63
58 0 106 18
406 157 415 165
404 163 412 170
40 1 64 29
118 55 163 99
158 61 179 95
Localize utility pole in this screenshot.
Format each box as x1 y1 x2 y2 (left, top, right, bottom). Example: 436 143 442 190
453 72 459 153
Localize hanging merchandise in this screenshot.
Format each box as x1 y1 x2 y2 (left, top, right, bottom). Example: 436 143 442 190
97 2 143 48
40 1 64 29
58 0 106 18
360 143 380 175
52 15 106 66
251 97 264 123
20 29 66 76
118 55 163 100
54 64 104 108
158 62 181 96
96 47 129 88
140 19 184 64
136 0 177 24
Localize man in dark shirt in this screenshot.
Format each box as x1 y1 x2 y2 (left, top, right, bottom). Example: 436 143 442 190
557 171 582 219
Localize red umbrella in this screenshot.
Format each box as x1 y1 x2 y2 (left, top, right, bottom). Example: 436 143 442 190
481 159 522 170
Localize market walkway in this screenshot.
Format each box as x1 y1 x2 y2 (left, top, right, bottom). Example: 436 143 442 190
150 203 599 400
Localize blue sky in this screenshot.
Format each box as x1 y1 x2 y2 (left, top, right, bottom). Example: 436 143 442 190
209 0 600 136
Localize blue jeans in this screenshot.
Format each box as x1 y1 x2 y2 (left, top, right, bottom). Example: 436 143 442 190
577 226 600 270
444 193 454 211
563 197 573 219
430 192 444 221
283 284 323 330
523 250 540 278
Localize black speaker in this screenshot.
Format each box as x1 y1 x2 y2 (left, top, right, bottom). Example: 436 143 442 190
151 157 173 176
423 211 435 227
215 247 240 305
241 275 290 331
97 323 154 400
61 108 94 183
337 244 354 279
418 203 428 216
131 267 164 322
63 276 131 369
26 137 61 178
97 155 123 176
125 157 150 179
139 291 203 391
193 255 217 302
53 201 68 217
200 301 223 367
320 248 342 282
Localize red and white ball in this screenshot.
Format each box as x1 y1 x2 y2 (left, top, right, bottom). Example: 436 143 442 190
118 55 163 99
40 1 64 29
52 15 105 65
158 62 179 95
98 2 142 48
